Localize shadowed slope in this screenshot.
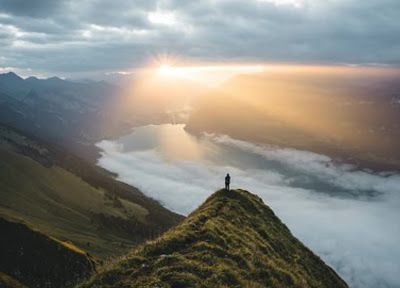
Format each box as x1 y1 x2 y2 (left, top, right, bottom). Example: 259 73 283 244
0 217 95 288
84 189 348 288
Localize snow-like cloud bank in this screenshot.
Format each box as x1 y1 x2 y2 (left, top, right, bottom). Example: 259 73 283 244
97 125 400 288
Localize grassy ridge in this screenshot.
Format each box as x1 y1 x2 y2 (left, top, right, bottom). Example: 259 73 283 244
0 148 146 258
84 189 348 288
0 125 183 259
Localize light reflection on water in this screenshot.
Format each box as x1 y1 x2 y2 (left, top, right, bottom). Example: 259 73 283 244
117 124 209 161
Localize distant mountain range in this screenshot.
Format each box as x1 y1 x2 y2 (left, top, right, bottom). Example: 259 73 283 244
0 72 129 160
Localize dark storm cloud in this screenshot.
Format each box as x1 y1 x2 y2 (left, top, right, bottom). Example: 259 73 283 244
0 0 66 18
0 0 399 76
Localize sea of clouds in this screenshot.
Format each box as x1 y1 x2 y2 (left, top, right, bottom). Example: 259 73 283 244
97 126 400 288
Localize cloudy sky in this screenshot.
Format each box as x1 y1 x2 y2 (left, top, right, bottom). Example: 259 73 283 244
0 0 399 77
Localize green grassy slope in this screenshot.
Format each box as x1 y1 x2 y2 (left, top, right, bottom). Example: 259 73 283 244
0 217 95 288
0 149 139 258
83 189 348 288
0 126 183 259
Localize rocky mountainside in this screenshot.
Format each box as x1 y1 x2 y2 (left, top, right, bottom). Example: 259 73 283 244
84 189 348 288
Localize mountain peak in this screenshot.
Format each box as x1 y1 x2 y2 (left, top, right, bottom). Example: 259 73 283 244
84 189 348 288
0 71 23 81
25 76 39 82
47 76 63 81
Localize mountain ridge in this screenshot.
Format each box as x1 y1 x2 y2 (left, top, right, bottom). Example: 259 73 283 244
0 124 183 260
0 71 128 161
83 189 348 288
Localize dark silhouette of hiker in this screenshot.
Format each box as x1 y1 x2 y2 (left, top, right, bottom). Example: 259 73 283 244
225 173 231 191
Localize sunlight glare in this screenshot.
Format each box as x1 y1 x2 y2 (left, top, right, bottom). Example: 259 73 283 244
158 64 176 76
155 64 266 85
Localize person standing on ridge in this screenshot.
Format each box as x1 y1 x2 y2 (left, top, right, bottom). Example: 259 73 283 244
225 173 231 191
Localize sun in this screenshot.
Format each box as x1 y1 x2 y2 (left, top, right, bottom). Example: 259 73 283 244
157 64 188 78
155 63 266 84
158 64 175 76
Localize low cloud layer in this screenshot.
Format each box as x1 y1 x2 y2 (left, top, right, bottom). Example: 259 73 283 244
0 0 400 76
97 124 400 288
